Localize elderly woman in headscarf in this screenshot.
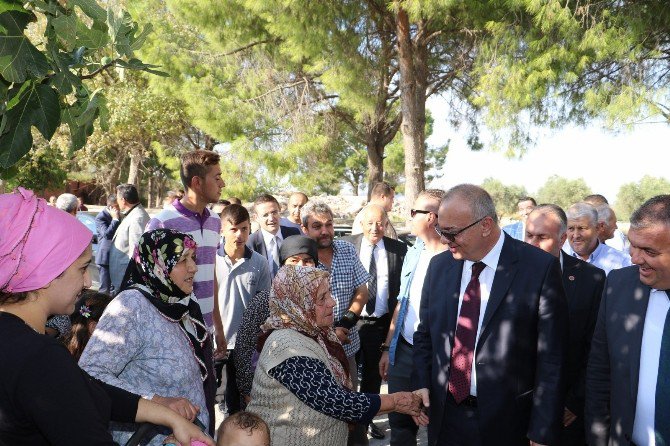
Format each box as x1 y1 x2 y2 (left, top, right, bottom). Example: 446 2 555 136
234 235 319 407
79 228 216 445
0 188 213 446
247 265 423 445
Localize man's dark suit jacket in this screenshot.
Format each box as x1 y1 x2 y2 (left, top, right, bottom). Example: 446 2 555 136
585 266 652 446
413 233 569 446
246 225 301 261
341 234 407 315
94 209 120 266
560 252 605 441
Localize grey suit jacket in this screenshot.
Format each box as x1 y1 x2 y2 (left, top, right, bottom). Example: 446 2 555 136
586 265 651 446
109 204 150 291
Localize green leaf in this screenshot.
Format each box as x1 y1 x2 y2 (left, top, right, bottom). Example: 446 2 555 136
49 69 80 95
0 82 60 168
61 88 106 151
51 14 77 50
0 163 18 180
70 0 106 22
0 9 50 82
130 23 152 51
0 0 24 16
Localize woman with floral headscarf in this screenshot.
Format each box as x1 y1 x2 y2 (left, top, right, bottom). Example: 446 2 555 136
79 229 216 445
0 189 213 446
247 265 423 446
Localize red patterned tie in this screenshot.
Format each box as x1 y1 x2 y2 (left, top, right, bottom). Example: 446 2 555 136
448 261 486 403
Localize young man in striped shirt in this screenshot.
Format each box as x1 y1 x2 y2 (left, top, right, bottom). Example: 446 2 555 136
145 150 227 355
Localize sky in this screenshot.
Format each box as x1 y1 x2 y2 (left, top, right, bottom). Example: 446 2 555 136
425 96 670 203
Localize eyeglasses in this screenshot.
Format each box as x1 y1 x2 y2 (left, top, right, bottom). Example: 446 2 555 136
410 209 433 218
434 217 486 242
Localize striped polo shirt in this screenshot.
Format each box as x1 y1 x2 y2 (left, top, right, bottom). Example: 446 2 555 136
145 201 221 328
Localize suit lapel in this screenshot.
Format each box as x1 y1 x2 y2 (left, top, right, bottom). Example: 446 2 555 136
446 259 464 347
480 236 518 337
561 252 579 304
629 282 651 407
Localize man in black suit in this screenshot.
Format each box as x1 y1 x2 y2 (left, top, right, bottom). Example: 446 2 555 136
412 184 569 446
586 195 670 446
94 194 120 294
343 204 407 440
525 204 605 445
246 194 300 277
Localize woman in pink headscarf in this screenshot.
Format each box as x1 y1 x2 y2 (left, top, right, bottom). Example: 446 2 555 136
0 188 214 446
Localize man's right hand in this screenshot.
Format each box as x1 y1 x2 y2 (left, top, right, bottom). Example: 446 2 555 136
109 206 120 220
379 351 389 380
334 327 350 344
412 388 430 426
152 395 200 421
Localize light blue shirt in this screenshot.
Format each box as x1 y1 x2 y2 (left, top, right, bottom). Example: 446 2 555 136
502 221 524 241
566 240 631 276
389 238 425 365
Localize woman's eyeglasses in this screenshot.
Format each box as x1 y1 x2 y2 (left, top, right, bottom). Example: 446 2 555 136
434 217 485 242
410 209 433 218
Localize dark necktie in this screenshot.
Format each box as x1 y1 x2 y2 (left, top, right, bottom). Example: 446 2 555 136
366 244 377 314
655 291 670 446
448 261 486 403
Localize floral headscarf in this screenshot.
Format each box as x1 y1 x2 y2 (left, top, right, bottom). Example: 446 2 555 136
259 265 352 389
120 229 210 382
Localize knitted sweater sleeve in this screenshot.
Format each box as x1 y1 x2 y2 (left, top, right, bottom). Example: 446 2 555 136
269 356 380 424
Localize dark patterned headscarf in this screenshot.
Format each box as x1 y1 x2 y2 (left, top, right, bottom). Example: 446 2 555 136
120 229 209 382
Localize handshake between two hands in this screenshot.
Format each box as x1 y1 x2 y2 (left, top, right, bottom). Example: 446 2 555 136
391 388 429 426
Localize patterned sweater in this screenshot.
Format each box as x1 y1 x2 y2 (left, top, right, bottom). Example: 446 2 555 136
247 329 379 446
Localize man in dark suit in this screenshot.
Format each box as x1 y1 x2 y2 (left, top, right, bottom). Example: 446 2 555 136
525 204 606 445
343 204 407 440
586 195 670 446
247 194 301 277
94 194 120 294
412 184 569 446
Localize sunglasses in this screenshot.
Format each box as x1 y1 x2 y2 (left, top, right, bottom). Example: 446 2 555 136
410 209 433 218
434 217 486 242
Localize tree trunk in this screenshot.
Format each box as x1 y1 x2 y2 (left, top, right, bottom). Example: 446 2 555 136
366 137 384 200
147 174 154 210
0 179 5 194
396 8 427 213
127 146 143 187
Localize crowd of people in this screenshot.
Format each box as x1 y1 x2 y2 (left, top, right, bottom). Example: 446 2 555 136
1 149 669 446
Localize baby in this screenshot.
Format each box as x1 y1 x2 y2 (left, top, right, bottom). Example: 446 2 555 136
217 412 270 446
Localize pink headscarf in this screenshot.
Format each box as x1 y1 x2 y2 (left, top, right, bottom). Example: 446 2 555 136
0 188 92 293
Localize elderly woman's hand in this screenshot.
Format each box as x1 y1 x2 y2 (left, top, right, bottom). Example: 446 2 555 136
391 392 423 417
152 395 200 422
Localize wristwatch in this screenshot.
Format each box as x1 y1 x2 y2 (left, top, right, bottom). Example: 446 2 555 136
380 343 390 352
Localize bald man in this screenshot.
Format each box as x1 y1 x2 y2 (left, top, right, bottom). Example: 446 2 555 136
343 204 407 440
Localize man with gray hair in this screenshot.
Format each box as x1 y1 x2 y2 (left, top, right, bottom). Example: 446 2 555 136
565 202 631 275
55 193 78 216
526 204 606 445
584 194 629 253
301 200 371 445
586 195 670 446
413 184 568 446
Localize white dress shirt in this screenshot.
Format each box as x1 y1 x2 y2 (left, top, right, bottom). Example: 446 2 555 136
359 238 389 318
261 228 283 273
632 289 670 446
457 230 505 396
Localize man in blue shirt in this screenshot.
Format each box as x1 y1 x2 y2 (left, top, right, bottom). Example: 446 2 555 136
502 196 536 240
379 189 446 446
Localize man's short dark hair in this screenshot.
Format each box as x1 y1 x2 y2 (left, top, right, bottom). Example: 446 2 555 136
228 197 242 205
518 196 537 206
584 194 609 205
219 411 269 443
371 181 394 199
106 194 117 207
253 194 279 213
116 184 139 204
180 150 221 190
220 204 250 226
630 195 670 230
